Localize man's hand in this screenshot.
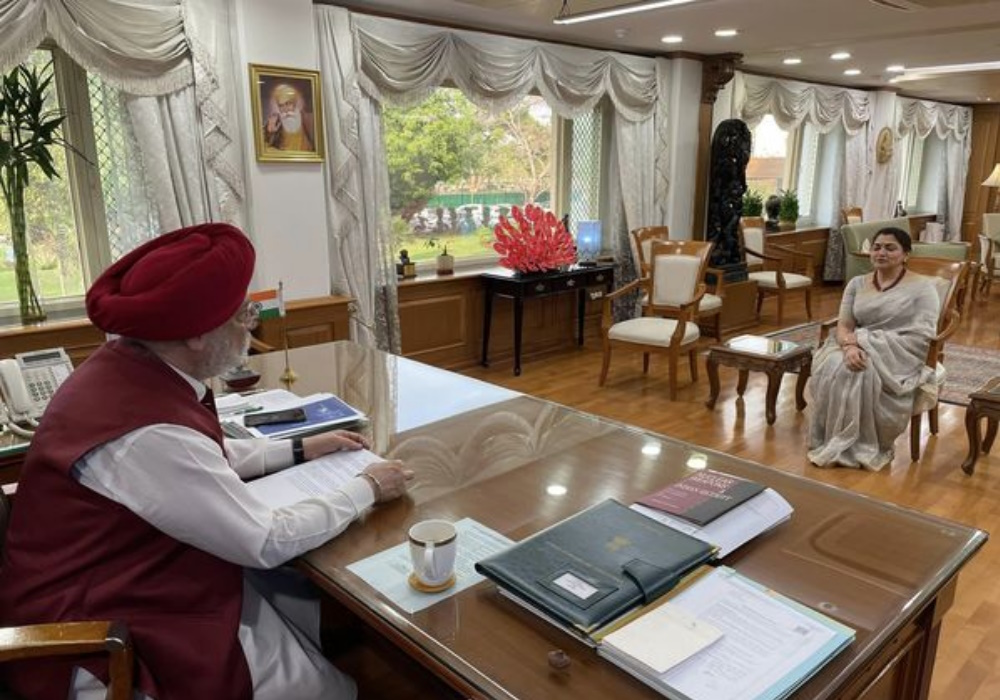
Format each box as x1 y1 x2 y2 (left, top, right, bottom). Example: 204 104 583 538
265 113 280 135
302 430 370 461
361 461 414 503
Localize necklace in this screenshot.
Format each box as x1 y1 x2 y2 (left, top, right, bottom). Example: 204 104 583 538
873 268 906 292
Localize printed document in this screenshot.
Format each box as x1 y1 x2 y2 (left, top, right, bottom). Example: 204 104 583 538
246 448 381 509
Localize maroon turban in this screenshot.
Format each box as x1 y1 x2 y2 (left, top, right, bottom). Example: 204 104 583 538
86 223 256 341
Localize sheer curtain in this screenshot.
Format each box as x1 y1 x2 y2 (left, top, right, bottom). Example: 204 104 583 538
735 72 872 280
0 0 246 253
897 98 972 240
314 6 670 347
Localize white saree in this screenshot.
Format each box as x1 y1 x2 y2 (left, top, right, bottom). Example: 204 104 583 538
808 272 940 471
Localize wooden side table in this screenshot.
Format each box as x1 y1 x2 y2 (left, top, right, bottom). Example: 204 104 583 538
705 335 813 425
961 376 1000 475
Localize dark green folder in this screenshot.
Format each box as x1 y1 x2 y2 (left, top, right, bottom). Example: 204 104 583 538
475 499 716 634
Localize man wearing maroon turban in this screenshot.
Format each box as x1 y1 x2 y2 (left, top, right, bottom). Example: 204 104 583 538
0 224 412 700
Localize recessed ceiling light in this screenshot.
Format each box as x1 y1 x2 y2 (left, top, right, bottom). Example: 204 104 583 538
783 57 802 65
661 35 684 44
714 28 739 37
886 64 905 73
844 68 861 76
831 51 852 61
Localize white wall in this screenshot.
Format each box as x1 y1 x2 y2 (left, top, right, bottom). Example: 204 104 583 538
233 0 330 299
665 58 702 240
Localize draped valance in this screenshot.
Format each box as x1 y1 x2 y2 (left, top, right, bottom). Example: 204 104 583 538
735 72 871 135
896 97 972 141
352 14 659 122
0 0 194 95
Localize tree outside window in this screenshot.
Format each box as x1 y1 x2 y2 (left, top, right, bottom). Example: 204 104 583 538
384 88 553 264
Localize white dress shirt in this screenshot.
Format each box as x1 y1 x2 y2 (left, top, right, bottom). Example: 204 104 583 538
68 367 369 699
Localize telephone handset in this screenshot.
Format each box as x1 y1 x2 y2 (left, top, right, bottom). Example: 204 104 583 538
0 347 74 438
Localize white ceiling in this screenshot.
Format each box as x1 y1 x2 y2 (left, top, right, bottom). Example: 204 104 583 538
331 0 1000 104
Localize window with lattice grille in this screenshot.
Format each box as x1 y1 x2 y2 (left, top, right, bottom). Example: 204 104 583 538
0 48 156 320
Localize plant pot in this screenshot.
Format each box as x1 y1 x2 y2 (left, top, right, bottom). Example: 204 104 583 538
437 253 455 275
778 220 797 231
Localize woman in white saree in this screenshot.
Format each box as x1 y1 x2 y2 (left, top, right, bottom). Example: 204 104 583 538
808 228 940 470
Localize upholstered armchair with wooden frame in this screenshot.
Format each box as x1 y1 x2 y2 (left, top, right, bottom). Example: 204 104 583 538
817 258 968 462
740 220 814 325
0 489 135 700
630 228 725 341
600 242 707 399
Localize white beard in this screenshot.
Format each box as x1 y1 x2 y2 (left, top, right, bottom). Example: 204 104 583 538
280 111 303 133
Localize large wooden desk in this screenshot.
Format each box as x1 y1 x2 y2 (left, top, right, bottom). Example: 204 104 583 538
480 264 614 375
248 342 984 700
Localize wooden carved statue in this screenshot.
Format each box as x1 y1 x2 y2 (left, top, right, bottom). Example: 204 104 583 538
706 119 751 281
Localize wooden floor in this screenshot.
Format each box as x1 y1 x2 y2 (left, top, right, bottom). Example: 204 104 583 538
460 281 1000 700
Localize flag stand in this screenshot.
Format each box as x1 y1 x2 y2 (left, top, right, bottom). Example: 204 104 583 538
277 281 297 385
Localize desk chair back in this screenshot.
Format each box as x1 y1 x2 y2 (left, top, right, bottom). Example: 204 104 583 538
0 490 135 700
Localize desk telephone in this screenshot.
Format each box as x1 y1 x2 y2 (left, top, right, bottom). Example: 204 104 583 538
0 347 74 438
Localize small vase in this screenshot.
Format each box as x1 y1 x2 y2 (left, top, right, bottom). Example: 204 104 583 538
437 253 455 275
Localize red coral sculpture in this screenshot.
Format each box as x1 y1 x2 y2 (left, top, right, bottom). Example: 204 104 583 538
492 205 577 273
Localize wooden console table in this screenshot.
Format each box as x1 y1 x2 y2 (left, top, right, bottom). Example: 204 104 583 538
481 264 614 376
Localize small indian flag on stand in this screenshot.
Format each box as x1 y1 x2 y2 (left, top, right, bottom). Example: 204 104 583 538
249 287 284 320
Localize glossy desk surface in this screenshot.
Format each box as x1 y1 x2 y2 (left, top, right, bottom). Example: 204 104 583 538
246 341 986 700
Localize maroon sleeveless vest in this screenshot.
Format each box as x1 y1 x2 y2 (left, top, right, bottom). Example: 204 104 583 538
0 340 252 700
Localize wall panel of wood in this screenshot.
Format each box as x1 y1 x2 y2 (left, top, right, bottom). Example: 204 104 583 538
255 295 352 350
962 105 1000 241
397 273 605 371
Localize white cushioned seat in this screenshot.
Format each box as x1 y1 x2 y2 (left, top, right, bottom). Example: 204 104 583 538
747 271 813 289
700 292 723 311
607 317 701 347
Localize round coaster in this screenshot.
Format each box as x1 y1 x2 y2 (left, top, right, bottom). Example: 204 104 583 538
408 572 456 594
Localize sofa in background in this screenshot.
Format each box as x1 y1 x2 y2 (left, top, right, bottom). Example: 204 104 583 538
840 217 970 281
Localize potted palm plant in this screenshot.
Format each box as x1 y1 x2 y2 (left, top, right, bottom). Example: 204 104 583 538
0 62 68 323
742 189 764 218
778 189 799 230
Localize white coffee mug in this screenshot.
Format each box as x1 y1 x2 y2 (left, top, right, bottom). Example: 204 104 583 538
408 519 458 589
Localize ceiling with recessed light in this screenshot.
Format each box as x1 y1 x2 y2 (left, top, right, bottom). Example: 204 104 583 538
325 0 1000 104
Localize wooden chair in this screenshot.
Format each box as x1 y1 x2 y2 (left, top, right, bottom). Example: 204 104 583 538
0 489 134 700
818 258 968 462
905 258 969 460
630 228 725 341
629 226 670 275
599 241 706 399
740 221 814 325
975 234 994 300
841 206 863 225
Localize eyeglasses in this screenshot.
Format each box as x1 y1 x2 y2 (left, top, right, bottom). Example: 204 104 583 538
235 301 261 331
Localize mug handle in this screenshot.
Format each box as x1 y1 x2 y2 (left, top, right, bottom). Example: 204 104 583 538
423 541 437 581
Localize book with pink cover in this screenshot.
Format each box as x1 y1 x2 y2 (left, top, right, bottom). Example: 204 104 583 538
637 470 765 526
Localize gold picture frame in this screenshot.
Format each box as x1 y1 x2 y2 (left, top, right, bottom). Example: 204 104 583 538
249 64 325 163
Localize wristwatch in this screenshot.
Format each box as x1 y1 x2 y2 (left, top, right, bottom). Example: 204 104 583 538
291 437 306 465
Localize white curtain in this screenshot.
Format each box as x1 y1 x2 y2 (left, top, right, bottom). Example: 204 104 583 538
735 73 871 135
897 98 972 240
0 0 246 246
316 6 400 351
735 72 873 280
315 6 669 347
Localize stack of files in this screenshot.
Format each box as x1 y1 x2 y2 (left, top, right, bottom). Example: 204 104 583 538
474 499 717 639
221 389 365 439
595 566 855 700
632 470 793 558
